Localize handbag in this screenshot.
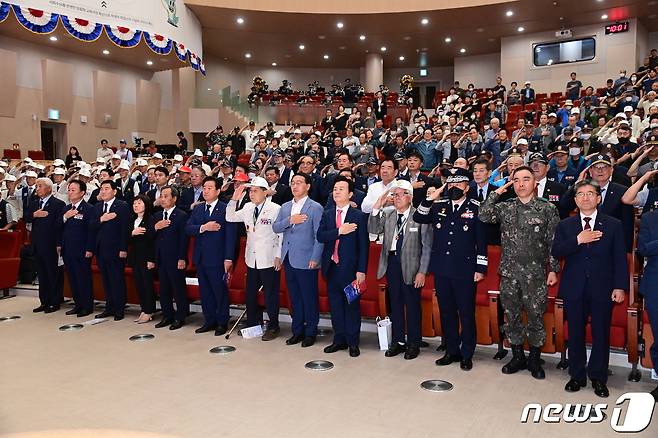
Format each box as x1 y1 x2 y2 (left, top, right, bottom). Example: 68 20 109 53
376 316 392 351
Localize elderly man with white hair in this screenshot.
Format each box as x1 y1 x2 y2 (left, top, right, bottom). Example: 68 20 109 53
51 167 68 203
25 177 66 313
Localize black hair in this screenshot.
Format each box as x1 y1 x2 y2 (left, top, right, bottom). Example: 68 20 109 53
133 194 153 218
380 158 398 170
100 180 117 190
154 165 169 177
406 150 424 162
574 179 601 196
265 166 280 175
100 168 115 177
177 131 184 137
473 157 492 171
161 185 179 199
68 179 87 193
292 172 312 185
202 176 220 190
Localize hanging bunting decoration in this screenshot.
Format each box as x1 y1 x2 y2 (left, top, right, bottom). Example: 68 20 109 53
174 41 188 62
104 24 142 48
144 32 173 55
199 59 206 76
0 3 10 23
12 5 58 33
189 51 199 70
61 16 103 41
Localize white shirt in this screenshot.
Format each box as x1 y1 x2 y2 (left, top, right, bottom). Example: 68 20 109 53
362 179 397 214
134 215 144 230
580 210 598 231
389 207 410 251
205 198 219 216
537 177 547 199
475 182 489 199
63 200 83 223
163 206 175 219
451 200 464 212
335 204 349 225
599 181 610 203
291 196 308 216
102 197 116 212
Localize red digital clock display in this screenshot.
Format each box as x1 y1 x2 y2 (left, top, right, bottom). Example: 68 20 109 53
605 22 629 35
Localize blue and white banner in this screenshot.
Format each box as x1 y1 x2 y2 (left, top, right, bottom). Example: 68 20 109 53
61 16 102 41
11 4 57 33
144 32 173 55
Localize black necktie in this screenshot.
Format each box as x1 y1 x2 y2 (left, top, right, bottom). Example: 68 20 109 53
39 200 44 210
583 217 591 231
396 214 404 253
164 211 169 220
103 203 108 214
478 188 484 202
453 203 459 213
205 204 211 219
254 205 260 224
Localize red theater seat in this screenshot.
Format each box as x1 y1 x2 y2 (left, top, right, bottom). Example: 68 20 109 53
28 150 45 160
0 232 21 294
3 149 20 160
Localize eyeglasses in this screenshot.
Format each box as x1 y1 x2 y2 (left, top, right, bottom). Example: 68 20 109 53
391 192 410 198
575 191 598 199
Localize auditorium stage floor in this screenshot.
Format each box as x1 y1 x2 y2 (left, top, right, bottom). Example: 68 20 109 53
1 296 656 438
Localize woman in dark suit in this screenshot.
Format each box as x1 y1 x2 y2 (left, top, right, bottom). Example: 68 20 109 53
65 146 82 168
129 194 156 323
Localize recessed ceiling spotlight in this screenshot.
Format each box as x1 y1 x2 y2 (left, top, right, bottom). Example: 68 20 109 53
421 18 429 25
339 46 346 50
476 28 485 32
517 26 525 32
318 35 326 39
399 56 405 61
102 49 110 55
444 37 452 43
403 36 412 41
146 60 153 65
271 62 277 66
245 53 251 58
601 14 608 20
323 54 329 59
49 36 58 42
459 48 466 53
336 22 344 29
380 46 387 52
359 35 366 41
506 10 514 17
236 17 244 24
207 88 212 91
298 44 305 50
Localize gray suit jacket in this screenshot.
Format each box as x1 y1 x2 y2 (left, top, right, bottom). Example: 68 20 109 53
368 207 433 284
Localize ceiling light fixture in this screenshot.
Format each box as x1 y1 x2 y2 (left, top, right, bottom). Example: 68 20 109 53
245 53 251 58
399 56 405 61
298 44 305 50
323 54 329 59
601 14 608 20
102 49 110 55
272 62 277 66
506 10 514 17
236 17 244 24
459 48 466 53
445 37 452 43
421 18 429 25
359 35 366 41
146 60 153 65
49 36 58 42
336 22 344 29
380 46 387 52
517 26 525 32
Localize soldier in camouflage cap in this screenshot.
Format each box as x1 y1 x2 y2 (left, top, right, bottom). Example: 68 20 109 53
479 165 560 380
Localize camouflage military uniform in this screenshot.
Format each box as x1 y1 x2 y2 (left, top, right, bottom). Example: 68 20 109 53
479 192 560 348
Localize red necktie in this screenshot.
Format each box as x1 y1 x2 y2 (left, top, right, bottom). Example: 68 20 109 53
584 217 591 231
332 209 343 263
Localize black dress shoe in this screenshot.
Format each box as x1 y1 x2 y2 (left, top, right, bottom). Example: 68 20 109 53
214 325 228 336
592 380 609 398
33 305 47 313
404 345 420 360
324 343 348 353
65 308 80 315
95 311 113 319
384 343 406 357
435 353 463 366
286 334 304 345
44 306 60 314
564 378 587 393
77 310 92 318
195 323 217 334
349 346 360 357
155 318 173 328
301 336 316 348
460 358 473 371
113 315 124 321
169 320 185 330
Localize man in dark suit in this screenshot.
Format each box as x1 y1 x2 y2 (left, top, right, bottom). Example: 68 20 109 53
90 180 130 321
20 171 38 214
637 209 658 402
178 167 206 213
414 168 487 370
563 154 635 252
324 169 365 210
469 157 501 245
151 186 190 330
373 91 387 120
529 153 570 219
521 81 536 105
88 168 122 206
59 180 94 317
146 166 170 212
317 176 369 357
186 176 236 335
26 177 65 313
552 180 628 398
116 161 138 205
264 166 293 206
399 150 440 207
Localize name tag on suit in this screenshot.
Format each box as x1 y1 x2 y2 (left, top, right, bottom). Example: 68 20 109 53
409 227 418 232
74 214 84 220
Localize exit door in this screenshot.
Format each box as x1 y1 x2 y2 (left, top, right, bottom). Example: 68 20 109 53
40 121 67 160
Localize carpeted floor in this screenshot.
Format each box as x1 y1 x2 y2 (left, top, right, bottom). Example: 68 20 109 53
1 295 656 438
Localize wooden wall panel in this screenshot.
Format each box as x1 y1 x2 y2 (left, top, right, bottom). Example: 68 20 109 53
0 49 18 118
136 79 161 133
41 59 73 121
93 70 121 129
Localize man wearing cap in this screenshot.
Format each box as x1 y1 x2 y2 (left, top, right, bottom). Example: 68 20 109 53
90 180 130 320
567 138 591 174
26 177 66 313
206 125 226 150
368 179 432 360
355 158 380 193
529 152 570 218
226 177 282 340
116 140 133 164
547 145 578 187
20 171 39 215
241 121 259 153
480 166 560 379
1 174 21 222
51 167 69 203
116 160 139 205
414 168 486 370
521 81 535 105
399 150 440 207
272 173 324 348
552 179 628 398
564 154 635 252
0 175 18 230
317 176 369 357
59 179 94 317
622 105 642 140
96 139 113 161
264 166 293 206
271 150 293 186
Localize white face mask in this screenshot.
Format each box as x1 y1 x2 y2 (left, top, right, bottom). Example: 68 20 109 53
631 76 637 82
626 97 632 101
620 73 626 78
569 147 581 156
581 133 591 140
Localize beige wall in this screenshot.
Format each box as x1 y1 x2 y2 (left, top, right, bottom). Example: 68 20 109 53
0 35 198 160
500 19 640 94
454 53 501 89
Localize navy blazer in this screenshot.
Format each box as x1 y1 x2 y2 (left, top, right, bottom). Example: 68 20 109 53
177 186 204 213
21 186 38 214
90 198 130 257
59 200 94 257
552 213 628 301
150 207 189 265
26 195 65 255
637 210 658 297
317 206 369 278
185 201 236 268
